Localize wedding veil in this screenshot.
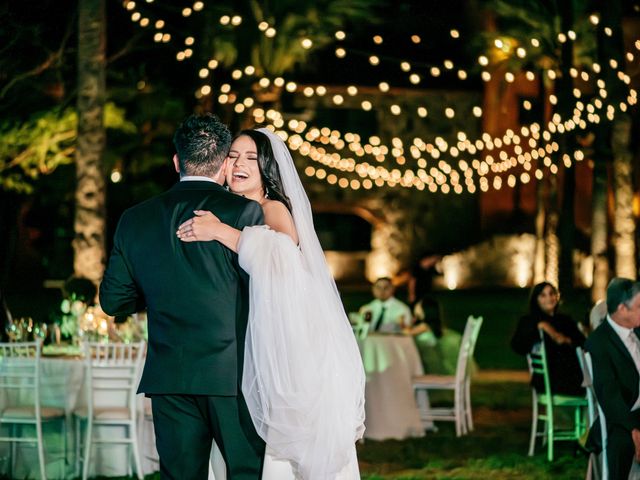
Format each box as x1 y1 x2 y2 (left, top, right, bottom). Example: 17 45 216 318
239 128 366 479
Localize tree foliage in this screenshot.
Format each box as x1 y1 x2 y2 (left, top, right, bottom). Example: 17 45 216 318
0 104 135 194
207 0 383 76
481 0 597 73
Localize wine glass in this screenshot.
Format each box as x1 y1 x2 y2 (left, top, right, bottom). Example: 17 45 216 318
4 319 18 342
18 317 33 341
34 323 48 344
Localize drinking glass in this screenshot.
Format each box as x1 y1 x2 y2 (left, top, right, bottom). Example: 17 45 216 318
4 320 18 342
34 323 48 343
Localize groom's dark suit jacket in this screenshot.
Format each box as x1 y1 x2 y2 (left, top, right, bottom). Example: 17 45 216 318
100 180 264 396
585 319 640 465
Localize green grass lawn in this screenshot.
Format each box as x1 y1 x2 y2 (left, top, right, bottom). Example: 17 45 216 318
357 380 588 479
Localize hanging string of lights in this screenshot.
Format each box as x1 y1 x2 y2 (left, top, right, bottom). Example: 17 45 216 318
120 1 638 193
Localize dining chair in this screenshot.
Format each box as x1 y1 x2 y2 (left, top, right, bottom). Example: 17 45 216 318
0 341 66 480
73 341 146 480
412 315 483 436
583 350 608 480
577 347 600 480
527 330 588 461
140 397 159 466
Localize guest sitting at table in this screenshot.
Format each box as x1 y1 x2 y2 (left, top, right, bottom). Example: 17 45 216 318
510 281 585 396
359 277 412 333
409 295 476 375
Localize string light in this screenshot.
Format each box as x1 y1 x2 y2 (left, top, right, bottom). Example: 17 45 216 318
122 2 638 193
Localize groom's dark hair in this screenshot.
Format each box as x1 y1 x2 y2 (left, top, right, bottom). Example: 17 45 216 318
173 113 232 176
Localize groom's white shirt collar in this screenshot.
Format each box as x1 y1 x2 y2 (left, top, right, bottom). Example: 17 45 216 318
180 175 216 183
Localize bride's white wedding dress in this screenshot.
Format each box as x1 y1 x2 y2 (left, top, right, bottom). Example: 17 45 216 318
208 226 363 480
210 128 365 479
209 445 359 480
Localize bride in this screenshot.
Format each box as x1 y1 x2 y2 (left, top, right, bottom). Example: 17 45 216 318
177 127 366 479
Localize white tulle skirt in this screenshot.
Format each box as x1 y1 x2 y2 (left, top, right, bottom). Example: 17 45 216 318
208 444 360 480
235 226 365 480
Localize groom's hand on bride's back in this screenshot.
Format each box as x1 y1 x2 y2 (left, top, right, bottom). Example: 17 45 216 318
176 210 220 242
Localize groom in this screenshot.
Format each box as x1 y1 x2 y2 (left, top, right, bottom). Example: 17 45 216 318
100 114 265 479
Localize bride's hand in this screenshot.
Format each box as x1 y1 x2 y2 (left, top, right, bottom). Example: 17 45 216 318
176 210 221 242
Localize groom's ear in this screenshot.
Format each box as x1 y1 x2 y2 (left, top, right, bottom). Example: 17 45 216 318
209 158 227 185
221 157 229 175
172 154 180 174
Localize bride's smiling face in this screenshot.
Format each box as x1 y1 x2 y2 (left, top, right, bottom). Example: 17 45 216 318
226 135 265 200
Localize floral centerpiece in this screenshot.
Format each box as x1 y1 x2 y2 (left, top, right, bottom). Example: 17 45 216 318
53 276 147 345
59 294 88 338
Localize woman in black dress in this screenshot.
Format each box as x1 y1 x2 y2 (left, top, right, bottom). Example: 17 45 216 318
511 282 585 396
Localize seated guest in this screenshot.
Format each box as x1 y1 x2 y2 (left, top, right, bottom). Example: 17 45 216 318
510 281 585 396
410 295 474 375
407 251 440 307
586 277 640 480
359 277 412 333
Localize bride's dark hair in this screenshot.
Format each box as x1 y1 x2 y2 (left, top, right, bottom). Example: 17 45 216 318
235 129 292 212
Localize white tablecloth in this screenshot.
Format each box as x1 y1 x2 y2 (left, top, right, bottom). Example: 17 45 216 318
359 334 425 440
0 357 156 479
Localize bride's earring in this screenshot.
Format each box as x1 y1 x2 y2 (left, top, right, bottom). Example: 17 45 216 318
264 187 269 199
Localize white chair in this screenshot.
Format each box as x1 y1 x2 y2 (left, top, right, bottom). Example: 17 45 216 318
412 315 483 436
583 350 608 480
74 341 146 480
527 330 588 461
0 341 66 480
140 397 159 466
577 347 599 480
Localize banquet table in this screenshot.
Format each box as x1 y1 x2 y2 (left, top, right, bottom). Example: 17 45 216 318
0 354 157 479
358 333 426 440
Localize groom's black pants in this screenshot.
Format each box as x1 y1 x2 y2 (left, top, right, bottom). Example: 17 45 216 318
151 393 265 479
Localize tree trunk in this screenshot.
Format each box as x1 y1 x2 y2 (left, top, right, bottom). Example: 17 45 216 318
533 174 546 284
73 0 106 287
533 75 548 285
612 115 636 279
596 0 636 279
545 175 560 287
590 150 608 302
557 0 576 294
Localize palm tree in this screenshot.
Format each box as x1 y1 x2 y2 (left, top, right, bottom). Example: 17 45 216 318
611 115 635 279
544 176 560 288
590 140 608 301
195 0 381 125
483 0 596 288
598 0 636 280
74 0 106 287
208 0 379 77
